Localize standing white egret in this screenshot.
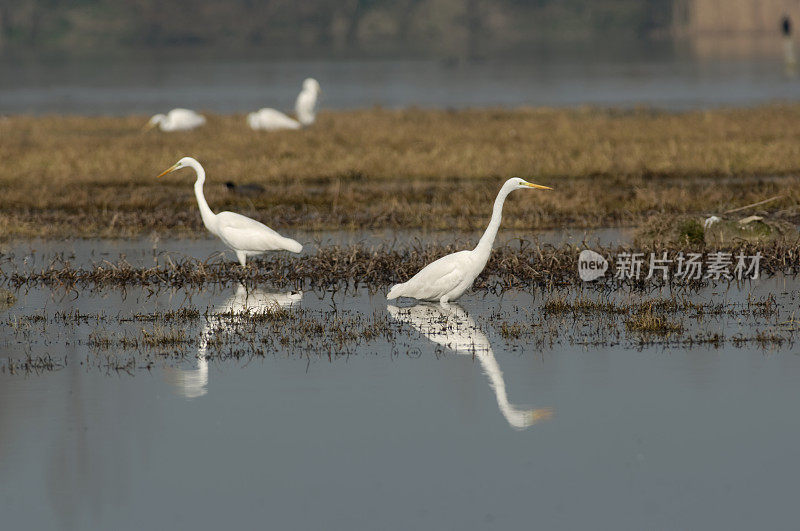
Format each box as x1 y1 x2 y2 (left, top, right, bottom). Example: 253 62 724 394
156 157 303 266
247 78 321 131
387 303 553 429
145 108 206 132
387 178 551 302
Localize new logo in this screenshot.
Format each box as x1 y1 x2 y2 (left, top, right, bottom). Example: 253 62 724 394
578 250 608 281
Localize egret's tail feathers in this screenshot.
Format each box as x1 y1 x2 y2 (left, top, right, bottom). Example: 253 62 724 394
284 239 303 254
386 283 404 300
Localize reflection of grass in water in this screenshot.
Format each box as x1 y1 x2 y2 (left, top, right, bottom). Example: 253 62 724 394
541 294 760 318
1 283 794 376
3 105 800 238
625 309 684 335
141 326 190 347
543 295 627 315
0 288 16 311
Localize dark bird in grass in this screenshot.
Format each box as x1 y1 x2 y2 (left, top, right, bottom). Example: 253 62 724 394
225 181 266 197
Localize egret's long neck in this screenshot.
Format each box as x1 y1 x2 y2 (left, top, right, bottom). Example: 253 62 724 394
474 185 512 260
189 160 217 233
296 90 317 126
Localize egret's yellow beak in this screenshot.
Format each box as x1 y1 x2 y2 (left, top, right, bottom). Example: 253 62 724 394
142 121 157 132
523 181 552 190
156 163 181 179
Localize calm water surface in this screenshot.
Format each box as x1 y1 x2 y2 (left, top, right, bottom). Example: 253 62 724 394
1 55 799 115
1 239 798 530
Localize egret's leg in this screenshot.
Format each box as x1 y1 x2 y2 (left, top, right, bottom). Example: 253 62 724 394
236 251 247 267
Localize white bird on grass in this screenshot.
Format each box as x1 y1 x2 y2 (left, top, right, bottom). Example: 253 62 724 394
156 157 302 266
387 178 552 303
387 303 553 429
145 108 206 132
247 78 321 131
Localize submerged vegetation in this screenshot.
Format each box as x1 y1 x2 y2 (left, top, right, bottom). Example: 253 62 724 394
0 283 794 377
0 288 15 311
2 105 800 239
0 240 794 378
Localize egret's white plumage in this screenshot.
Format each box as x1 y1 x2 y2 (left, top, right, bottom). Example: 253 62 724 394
146 108 206 132
387 302 553 429
156 157 302 266
247 78 321 131
387 178 551 302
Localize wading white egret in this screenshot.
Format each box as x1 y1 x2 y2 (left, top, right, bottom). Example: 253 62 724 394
145 108 206 132
387 178 552 302
387 303 553 429
156 157 303 266
247 78 321 131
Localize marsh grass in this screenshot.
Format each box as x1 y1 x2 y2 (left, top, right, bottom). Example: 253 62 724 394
6 239 800 292
3 106 800 238
636 213 798 246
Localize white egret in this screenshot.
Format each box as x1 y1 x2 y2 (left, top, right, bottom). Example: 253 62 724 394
704 215 721 229
145 108 206 132
156 157 303 266
167 285 302 399
247 78 321 131
387 303 553 429
387 178 551 302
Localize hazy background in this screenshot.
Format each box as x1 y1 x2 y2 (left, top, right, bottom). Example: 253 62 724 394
1 0 799 113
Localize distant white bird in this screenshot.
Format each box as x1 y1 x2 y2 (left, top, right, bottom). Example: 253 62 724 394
247 78 321 131
145 108 206 132
156 157 303 266
387 302 553 429
387 178 551 302
704 215 721 229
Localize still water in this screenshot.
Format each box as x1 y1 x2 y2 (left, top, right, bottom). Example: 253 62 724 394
1 54 799 115
1 238 798 530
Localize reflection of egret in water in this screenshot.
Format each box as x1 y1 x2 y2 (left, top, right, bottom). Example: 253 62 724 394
387 303 553 430
165 285 302 399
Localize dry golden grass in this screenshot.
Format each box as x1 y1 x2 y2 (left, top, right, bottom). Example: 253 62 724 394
2 105 800 238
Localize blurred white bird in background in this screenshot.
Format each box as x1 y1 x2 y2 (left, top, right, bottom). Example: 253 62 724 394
387 303 553 429
387 178 552 303
247 78 321 131
156 157 303 266
145 108 206 131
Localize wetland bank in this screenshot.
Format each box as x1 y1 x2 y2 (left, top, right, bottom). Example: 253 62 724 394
3 105 800 238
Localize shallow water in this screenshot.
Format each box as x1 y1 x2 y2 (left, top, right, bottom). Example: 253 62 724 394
1 227 630 269
2 55 799 115
1 239 799 530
